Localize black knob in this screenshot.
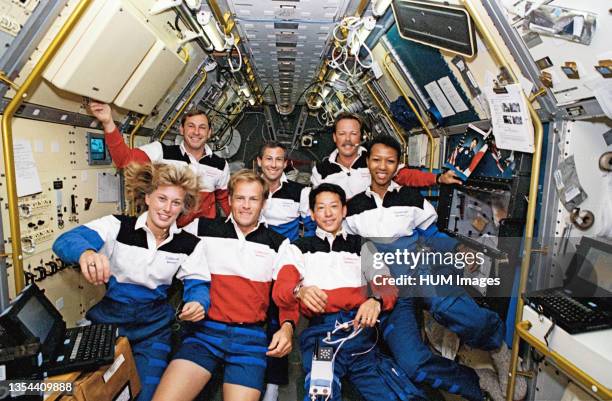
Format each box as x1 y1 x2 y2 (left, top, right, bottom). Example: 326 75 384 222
35 266 47 281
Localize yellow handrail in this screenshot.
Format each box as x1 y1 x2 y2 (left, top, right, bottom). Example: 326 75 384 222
355 0 369 16
0 71 20 91
460 2 544 400
382 53 435 172
129 115 147 149
159 70 208 141
1 0 91 293
515 321 611 400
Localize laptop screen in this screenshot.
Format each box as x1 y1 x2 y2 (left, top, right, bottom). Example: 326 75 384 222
16 295 56 344
578 245 612 292
0 284 65 356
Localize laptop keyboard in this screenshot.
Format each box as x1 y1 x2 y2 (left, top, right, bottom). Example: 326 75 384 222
540 291 606 322
66 324 114 362
528 289 612 334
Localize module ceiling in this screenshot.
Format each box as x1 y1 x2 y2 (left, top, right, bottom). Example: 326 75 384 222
226 0 353 107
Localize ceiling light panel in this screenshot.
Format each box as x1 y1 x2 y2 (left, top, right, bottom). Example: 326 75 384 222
229 0 343 104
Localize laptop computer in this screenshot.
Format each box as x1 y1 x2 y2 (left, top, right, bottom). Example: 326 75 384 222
524 237 612 334
0 283 117 376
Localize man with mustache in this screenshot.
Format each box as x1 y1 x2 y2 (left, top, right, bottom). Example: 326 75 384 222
89 101 230 224
311 112 461 199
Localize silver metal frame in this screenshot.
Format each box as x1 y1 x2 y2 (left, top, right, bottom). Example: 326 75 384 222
528 119 563 292
263 105 277 142
0 212 8 310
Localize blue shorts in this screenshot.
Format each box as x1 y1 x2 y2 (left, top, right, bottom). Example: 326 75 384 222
173 320 268 391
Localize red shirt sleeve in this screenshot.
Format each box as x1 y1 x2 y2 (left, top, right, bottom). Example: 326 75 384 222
215 189 230 216
105 127 150 168
273 265 301 326
394 168 437 187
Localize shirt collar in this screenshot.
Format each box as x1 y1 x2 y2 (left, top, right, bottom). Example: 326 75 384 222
315 226 347 246
328 146 366 168
225 213 268 239
179 141 212 159
135 211 181 240
365 180 401 198
265 173 288 197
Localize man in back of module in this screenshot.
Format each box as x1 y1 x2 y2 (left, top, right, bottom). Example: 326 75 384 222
311 112 461 199
256 140 316 401
88 101 230 225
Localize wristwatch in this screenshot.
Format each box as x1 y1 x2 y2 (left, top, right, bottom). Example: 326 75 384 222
282 320 296 330
293 282 303 299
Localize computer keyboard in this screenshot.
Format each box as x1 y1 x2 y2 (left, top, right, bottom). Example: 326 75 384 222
45 324 116 375
66 324 114 362
527 290 612 334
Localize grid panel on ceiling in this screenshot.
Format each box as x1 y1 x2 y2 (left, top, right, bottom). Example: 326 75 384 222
231 0 336 104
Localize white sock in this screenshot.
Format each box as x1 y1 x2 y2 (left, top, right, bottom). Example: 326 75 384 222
262 383 279 401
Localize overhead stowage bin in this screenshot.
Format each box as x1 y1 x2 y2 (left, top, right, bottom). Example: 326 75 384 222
43 0 156 103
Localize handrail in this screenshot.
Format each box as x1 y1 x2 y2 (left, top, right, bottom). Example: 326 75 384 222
0 72 20 91
515 321 611 400
1 0 91 293
460 2 544 400
159 70 208 141
129 115 147 149
355 0 369 16
382 53 435 172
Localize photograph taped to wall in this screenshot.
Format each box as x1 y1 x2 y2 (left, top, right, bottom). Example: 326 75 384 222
486 84 534 153
445 130 516 180
444 125 489 181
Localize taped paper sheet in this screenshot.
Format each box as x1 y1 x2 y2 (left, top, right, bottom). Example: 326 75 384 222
437 76 469 113
97 172 120 203
13 139 42 197
424 80 455 117
486 84 534 153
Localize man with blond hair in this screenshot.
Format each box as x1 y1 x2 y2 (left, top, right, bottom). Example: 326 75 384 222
153 170 295 401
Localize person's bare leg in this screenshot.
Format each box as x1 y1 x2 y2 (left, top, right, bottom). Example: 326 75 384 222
223 383 261 401
152 359 212 401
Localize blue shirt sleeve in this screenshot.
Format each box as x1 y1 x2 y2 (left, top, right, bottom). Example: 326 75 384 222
52 226 105 263
183 279 211 312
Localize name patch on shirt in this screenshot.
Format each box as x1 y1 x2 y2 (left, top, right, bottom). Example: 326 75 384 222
254 249 273 258
342 254 361 267
165 255 181 264
393 210 411 218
